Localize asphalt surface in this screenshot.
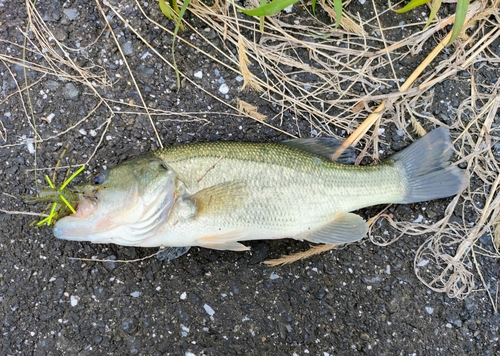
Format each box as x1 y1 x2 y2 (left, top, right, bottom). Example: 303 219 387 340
1 0 499 355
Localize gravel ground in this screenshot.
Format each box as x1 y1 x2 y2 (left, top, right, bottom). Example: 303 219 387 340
1 0 500 355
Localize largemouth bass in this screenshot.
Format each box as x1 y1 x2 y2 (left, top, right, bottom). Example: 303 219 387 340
53 127 467 259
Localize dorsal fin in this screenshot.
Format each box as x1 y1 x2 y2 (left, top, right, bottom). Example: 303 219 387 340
281 138 356 164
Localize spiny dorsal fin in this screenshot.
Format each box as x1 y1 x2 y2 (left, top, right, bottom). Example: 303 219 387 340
281 138 356 164
190 181 247 216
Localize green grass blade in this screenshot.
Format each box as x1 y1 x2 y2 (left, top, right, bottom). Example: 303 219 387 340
424 0 441 29
448 0 469 44
241 0 299 17
332 0 343 27
392 0 430 13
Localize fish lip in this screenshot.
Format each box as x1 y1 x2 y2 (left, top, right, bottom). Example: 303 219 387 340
72 197 98 219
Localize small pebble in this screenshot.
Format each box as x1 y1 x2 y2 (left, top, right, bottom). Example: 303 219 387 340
70 295 79 306
413 215 423 223
45 113 55 123
194 71 203 79
141 51 152 60
63 8 79 20
219 84 229 94
416 259 429 267
122 42 133 56
63 83 79 100
203 304 215 316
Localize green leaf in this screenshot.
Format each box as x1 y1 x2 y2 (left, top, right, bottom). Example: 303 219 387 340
448 0 469 44
169 0 180 13
311 0 317 16
159 0 176 19
241 0 299 17
391 0 431 13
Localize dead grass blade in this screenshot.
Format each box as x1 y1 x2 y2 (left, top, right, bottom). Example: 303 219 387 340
264 244 339 266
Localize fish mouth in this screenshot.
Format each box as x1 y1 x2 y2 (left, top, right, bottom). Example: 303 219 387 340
53 196 101 240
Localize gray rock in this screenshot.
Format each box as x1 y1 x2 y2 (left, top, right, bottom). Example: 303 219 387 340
63 83 80 100
63 8 80 21
122 41 134 56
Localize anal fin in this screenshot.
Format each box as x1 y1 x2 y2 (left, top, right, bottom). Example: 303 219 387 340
196 231 250 251
299 212 367 244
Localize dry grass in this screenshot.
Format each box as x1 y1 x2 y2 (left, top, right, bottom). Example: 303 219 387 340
1 0 499 304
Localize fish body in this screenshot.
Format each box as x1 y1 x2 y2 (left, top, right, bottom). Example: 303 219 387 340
54 127 467 254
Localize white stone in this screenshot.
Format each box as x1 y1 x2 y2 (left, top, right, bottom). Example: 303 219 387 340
219 83 229 94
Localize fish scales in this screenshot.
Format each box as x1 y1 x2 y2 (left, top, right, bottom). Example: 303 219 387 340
152 141 406 223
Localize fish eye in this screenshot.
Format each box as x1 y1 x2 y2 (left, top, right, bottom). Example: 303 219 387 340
91 172 106 186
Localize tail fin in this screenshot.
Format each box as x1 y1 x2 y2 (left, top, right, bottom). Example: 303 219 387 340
391 127 468 204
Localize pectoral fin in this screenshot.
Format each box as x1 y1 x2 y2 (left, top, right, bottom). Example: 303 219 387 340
299 212 367 244
191 181 247 217
196 231 250 251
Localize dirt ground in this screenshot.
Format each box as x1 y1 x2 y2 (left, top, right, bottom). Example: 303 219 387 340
1 0 500 355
